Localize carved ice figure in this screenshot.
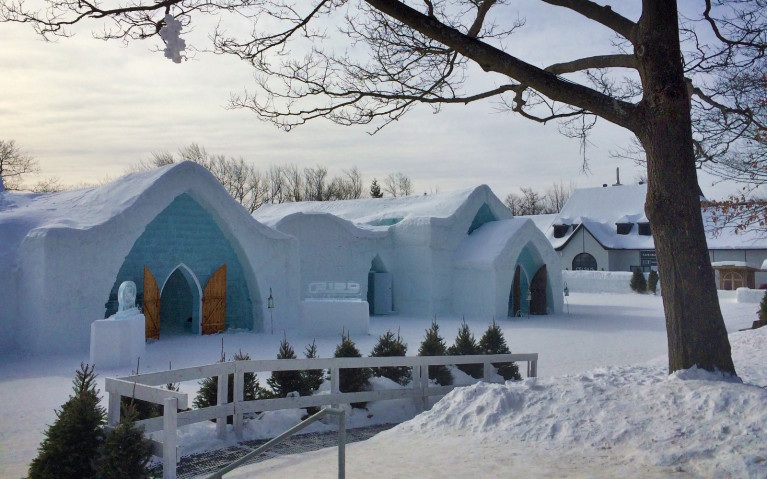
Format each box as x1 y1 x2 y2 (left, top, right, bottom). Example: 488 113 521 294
114 281 138 319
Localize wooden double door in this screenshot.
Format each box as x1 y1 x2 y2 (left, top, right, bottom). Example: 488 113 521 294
143 264 227 340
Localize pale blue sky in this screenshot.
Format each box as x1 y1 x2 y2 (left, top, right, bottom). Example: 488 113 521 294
0 1 733 199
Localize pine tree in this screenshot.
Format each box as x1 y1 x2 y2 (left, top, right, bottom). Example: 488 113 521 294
478 321 521 381
647 270 659 294
333 333 372 408
760 290 767 322
267 335 306 397
94 403 152 479
630 268 647 293
370 178 384 198
447 320 483 379
301 339 325 415
28 363 106 479
370 330 411 386
193 350 271 424
418 320 452 386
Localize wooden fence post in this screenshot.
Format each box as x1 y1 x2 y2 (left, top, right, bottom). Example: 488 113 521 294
163 397 178 479
216 373 228 439
330 366 340 409
108 390 121 427
234 365 244 440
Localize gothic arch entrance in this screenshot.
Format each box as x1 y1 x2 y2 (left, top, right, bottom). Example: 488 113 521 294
530 265 547 315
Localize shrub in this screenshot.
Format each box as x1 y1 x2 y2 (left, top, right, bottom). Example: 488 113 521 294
647 270 659 294
94 403 152 479
267 335 306 398
759 289 767 323
447 320 483 379
28 363 106 479
478 321 521 381
370 330 411 386
333 333 372 408
630 268 647 293
193 350 271 423
417 320 452 386
301 339 325 415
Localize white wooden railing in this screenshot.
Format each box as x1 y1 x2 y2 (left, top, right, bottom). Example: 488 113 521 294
105 353 538 479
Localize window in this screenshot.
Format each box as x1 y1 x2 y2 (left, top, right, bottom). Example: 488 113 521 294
722 271 744 290
572 253 597 271
616 223 632 235
638 222 651 236
553 224 569 238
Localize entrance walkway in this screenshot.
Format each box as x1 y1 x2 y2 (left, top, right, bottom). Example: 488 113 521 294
155 423 397 479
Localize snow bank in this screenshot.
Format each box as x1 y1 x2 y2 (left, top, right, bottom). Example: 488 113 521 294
736 287 765 304
394 331 767 478
563 270 636 294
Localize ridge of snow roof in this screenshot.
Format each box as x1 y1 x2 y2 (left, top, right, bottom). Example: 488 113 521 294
557 184 647 224
454 218 532 267
0 161 291 267
267 211 389 239
253 185 499 230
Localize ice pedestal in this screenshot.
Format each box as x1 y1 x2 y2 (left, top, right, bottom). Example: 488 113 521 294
300 299 370 336
90 314 145 369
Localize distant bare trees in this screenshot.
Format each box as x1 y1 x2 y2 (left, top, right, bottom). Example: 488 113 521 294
0 139 38 191
383 172 413 197
133 144 405 212
504 181 574 216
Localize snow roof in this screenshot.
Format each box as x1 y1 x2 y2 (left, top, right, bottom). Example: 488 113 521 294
541 184 767 250
453 218 530 267
519 213 557 232
253 185 509 231
0 162 289 270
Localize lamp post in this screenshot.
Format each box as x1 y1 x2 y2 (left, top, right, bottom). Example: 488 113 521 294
563 282 570 314
268 288 274 335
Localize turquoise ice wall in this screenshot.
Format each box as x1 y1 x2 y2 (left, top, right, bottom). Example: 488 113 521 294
105 193 256 331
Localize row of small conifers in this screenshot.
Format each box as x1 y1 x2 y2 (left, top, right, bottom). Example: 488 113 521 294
195 319 522 416
25 320 521 479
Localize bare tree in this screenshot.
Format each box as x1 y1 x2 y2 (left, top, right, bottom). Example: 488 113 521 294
0 140 39 191
544 181 574 214
383 172 413 197
4 1 756 374
504 193 523 216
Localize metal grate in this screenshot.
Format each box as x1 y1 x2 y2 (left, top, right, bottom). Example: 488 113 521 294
153 423 396 479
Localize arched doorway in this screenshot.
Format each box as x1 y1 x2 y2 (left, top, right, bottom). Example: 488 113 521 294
160 266 201 334
508 265 527 317
572 253 597 271
368 255 393 315
530 265 547 315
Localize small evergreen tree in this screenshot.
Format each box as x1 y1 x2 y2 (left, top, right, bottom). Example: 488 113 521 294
301 339 325 415
370 178 384 198
630 268 647 293
758 289 767 323
333 333 372 408
447 320 483 379
267 335 306 398
647 269 659 294
94 403 152 479
370 330 411 386
417 320 452 386
193 350 271 424
478 321 522 381
28 363 106 479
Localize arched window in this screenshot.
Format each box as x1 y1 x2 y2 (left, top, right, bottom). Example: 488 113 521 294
572 253 597 271
722 271 744 290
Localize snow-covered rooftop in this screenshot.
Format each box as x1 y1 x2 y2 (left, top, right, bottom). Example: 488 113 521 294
254 185 507 231
533 183 767 250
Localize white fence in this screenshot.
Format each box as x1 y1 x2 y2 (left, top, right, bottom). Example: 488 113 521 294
105 353 538 479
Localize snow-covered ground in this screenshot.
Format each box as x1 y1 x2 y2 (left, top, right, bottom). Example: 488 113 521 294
1 292 765 478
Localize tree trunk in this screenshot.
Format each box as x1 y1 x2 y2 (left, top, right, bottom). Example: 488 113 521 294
637 0 736 375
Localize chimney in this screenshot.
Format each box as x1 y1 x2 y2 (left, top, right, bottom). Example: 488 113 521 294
613 167 621 186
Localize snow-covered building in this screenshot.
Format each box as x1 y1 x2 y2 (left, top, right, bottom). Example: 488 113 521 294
254 185 563 320
0 163 562 355
535 183 767 287
0 162 300 355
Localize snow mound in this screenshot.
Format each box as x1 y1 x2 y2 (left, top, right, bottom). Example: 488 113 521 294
389 331 767 477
